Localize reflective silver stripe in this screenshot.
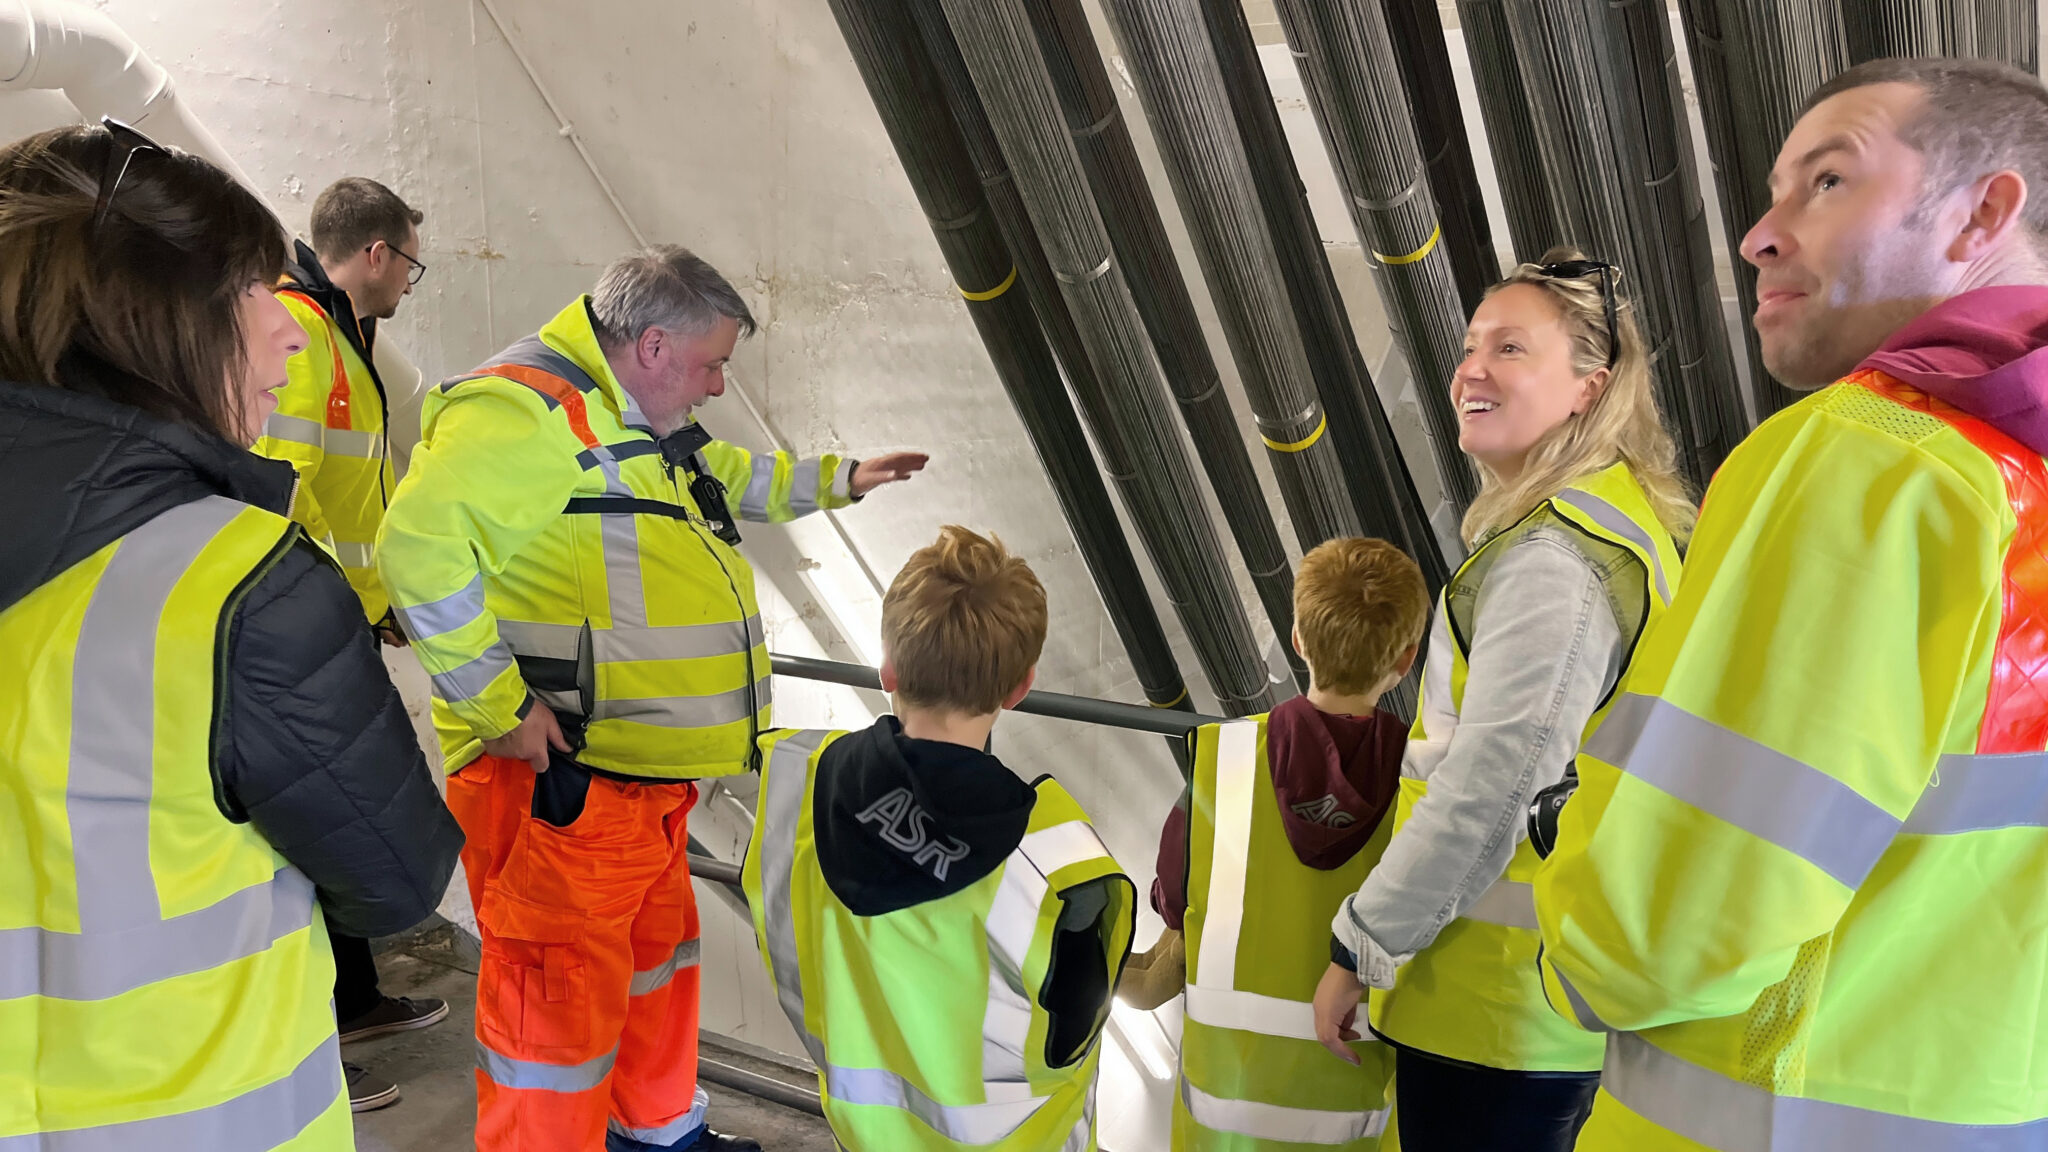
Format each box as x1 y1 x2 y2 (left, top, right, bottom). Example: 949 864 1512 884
830 457 855 503
1552 966 1611 1032
0 1032 344 1152
1583 694 1899 888
331 540 374 569
607 1084 707 1146
322 428 385 460
588 444 634 498
981 817 1114 1086
602 508 648 629
739 455 777 522
430 642 516 704
262 412 322 447
1904 752 2048 835
1195 720 1260 991
497 619 584 662
71 496 245 932
824 1063 1048 1144
629 937 701 996
593 615 764 664
1556 487 1670 602
1061 1086 1095 1152
474 1040 616 1093
1604 1031 2048 1151
1181 1077 1388 1145
759 731 830 1067
498 334 604 394
1184 986 1320 1042
790 457 822 517
593 677 768 728
397 575 489 642
1461 879 1538 930
0 867 316 1001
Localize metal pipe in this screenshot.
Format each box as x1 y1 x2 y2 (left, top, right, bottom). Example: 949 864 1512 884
698 1058 825 1118
1194 0 1451 609
1019 0 1307 694
773 653 1227 737
1674 0 1846 421
1090 0 1365 556
688 853 743 889
1271 0 1481 513
937 0 1280 716
820 0 1195 713
1454 0 1565 263
1375 0 1500 314
1505 0 1748 488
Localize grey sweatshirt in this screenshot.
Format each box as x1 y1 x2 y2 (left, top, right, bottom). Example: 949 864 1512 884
1333 525 1626 963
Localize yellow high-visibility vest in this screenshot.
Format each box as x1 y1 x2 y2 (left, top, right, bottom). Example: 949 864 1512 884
0 496 348 1148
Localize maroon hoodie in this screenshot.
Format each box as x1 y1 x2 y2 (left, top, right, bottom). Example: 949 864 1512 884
1152 695 1407 930
1858 285 2048 454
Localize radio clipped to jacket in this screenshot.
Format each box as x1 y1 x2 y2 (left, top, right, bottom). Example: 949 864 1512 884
659 422 742 547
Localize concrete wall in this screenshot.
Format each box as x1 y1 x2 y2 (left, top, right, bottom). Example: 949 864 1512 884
0 0 1743 1146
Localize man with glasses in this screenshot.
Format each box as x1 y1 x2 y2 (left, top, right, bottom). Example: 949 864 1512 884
253 175 444 1113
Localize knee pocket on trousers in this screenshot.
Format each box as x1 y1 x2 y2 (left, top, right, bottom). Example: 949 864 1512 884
479 885 595 1056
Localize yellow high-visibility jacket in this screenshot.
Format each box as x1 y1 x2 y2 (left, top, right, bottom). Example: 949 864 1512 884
377 296 856 778
1536 369 2048 1148
252 246 396 624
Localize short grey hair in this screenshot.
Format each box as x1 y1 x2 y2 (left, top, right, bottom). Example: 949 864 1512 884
590 245 758 348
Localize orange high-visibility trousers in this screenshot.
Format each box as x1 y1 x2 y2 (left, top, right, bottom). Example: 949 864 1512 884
450 754 706 1151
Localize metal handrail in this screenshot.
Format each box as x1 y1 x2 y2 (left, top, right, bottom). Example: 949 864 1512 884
770 652 1227 738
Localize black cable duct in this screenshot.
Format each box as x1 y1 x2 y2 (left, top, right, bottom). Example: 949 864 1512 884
937 0 1279 716
1016 0 1305 693
1455 0 1566 263
1675 0 1847 421
820 0 1195 713
1088 0 1365 561
1272 0 1481 514
1844 1 2039 74
1505 0 1747 488
1195 0 1451 597
1376 0 1500 313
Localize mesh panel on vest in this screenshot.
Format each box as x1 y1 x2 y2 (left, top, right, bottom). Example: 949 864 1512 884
1738 933 1832 1093
1823 384 1948 444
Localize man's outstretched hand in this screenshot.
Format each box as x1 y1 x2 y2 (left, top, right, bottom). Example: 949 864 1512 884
852 452 930 497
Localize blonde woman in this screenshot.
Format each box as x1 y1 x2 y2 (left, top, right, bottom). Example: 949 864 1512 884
1309 249 1694 1150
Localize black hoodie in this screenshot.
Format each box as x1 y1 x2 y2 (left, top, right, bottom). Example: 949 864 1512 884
0 361 461 937
811 717 1125 1067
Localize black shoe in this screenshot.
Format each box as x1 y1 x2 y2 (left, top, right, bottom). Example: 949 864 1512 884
339 995 451 1044
684 1129 764 1152
346 1063 401 1113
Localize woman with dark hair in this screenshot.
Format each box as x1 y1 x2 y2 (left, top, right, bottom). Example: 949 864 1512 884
0 122 461 1147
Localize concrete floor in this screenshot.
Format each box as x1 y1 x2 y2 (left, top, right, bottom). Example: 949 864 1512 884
349 942 837 1151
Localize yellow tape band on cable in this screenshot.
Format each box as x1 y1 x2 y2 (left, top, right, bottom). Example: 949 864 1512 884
959 266 1019 301
1148 689 1190 709
1262 415 1328 454
1373 225 1442 266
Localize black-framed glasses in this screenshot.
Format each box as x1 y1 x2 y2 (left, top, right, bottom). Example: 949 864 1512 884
92 116 166 234
1536 259 1621 369
371 241 429 286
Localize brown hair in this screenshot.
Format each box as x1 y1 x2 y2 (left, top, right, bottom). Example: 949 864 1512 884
1293 538 1431 695
1462 246 1696 548
882 525 1048 715
1803 57 2048 237
311 176 422 264
0 125 289 440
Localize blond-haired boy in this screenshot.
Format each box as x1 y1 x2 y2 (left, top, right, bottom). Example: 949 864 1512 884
1128 538 1430 1150
743 525 1135 1151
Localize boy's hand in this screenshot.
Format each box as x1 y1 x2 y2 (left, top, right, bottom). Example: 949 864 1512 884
1115 928 1186 1011
1313 962 1369 1065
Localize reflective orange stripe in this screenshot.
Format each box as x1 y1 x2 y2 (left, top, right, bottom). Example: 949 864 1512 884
486 362 601 449
1858 370 2048 755
279 289 352 431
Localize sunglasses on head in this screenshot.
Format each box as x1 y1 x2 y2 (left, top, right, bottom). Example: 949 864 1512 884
92 116 167 235
1534 259 1621 369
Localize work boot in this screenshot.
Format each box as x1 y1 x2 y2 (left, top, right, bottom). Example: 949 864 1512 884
346 1063 401 1113
339 995 450 1044
606 1128 764 1152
